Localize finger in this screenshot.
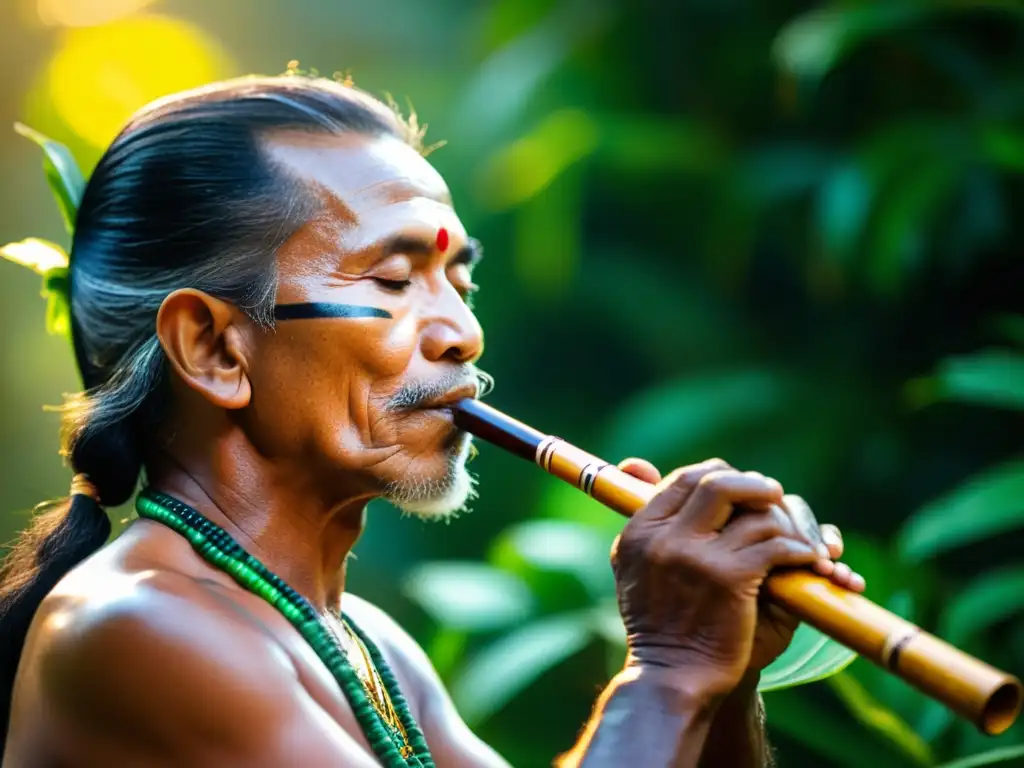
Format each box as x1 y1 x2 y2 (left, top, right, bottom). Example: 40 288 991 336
678 469 784 533
781 494 827 554
737 536 819 576
820 524 844 560
637 458 732 522
812 558 836 576
720 505 799 549
617 458 662 484
829 562 866 592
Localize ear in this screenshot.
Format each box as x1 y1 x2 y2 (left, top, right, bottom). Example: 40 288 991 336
156 289 252 410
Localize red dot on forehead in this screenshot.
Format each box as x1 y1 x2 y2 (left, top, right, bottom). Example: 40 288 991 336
436 227 450 252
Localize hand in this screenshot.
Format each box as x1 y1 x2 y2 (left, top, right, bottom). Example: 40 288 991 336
611 457 865 697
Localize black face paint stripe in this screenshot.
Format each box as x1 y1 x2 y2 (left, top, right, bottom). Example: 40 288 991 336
273 303 393 321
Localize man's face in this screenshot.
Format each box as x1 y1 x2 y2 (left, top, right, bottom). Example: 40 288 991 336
245 131 484 520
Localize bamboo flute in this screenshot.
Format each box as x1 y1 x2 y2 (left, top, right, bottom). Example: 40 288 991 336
452 397 1023 736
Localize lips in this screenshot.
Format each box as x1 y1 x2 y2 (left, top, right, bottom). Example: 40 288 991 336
419 383 479 411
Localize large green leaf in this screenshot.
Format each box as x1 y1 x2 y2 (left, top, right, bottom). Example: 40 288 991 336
14 123 85 235
402 562 535 631
450 612 593 725
936 746 1024 768
940 566 1024 646
898 458 1024 561
932 349 1024 411
758 624 858 693
828 670 934 766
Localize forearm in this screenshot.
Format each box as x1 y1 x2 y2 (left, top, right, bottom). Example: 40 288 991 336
697 679 773 768
557 666 722 768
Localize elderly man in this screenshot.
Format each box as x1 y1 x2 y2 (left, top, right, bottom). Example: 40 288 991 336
0 75 862 767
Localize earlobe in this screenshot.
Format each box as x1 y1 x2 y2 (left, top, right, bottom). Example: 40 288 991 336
156 289 252 410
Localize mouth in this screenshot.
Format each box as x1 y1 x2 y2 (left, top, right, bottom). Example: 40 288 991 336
418 383 479 411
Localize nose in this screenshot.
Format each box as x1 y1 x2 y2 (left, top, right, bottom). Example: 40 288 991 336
420 288 484 365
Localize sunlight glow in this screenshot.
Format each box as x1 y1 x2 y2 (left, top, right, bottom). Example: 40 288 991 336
46 14 231 147
37 0 157 27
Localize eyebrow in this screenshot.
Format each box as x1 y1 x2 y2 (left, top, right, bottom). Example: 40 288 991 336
380 234 484 268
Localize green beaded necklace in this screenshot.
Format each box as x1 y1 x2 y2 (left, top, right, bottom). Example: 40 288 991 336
135 489 435 768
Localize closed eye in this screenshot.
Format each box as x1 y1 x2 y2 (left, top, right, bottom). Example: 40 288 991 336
373 278 413 292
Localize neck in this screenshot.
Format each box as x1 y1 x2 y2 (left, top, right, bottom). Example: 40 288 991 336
147 439 371 612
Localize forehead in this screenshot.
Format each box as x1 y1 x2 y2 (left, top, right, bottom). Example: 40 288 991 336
264 131 453 234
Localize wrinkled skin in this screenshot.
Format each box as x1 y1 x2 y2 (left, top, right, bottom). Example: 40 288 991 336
5 127 863 768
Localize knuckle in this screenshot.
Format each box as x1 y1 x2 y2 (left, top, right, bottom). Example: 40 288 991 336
703 457 732 472
696 468 735 494
664 466 698 491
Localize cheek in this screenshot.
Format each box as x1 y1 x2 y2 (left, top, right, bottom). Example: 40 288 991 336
244 317 421 448
364 313 420 378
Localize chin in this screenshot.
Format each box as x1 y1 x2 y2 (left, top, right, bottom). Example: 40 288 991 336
382 434 477 522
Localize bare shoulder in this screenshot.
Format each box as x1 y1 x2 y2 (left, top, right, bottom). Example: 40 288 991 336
11 562 376 766
25 567 293 741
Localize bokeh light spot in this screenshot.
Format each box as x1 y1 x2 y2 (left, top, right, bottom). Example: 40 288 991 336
37 0 157 27
46 14 231 147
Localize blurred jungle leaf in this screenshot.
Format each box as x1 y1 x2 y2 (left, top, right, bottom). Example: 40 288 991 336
932 349 1024 410
939 566 1024 646
765 686 918 768
772 6 925 84
490 519 613 599
450 612 593 726
828 670 934 766
601 369 798 467
477 109 597 209
403 562 534 631
898 458 1024 562
758 624 858 693
936 745 1024 768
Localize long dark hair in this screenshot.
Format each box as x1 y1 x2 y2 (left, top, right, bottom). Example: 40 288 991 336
0 74 418 746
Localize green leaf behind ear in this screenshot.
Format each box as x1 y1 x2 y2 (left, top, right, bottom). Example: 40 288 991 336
757 624 858 692
14 123 86 235
0 238 72 338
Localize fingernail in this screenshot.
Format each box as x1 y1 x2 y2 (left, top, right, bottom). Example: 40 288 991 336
816 543 830 559
851 573 866 591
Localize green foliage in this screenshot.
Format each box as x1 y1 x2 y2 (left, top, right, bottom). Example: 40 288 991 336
13 123 84 235
394 0 1024 764
758 626 858 693
2 126 83 339
898 458 1024 562
3 0 1023 765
